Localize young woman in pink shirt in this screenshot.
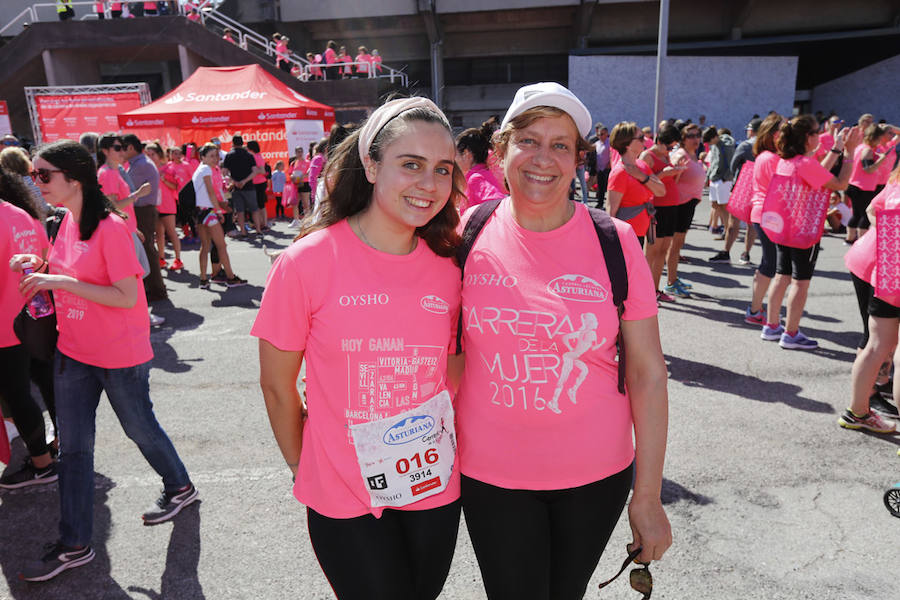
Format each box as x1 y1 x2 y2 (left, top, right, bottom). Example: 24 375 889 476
12 141 197 582
455 124 506 212
338 46 353 78
456 83 671 599
145 142 183 270
253 98 466 599
323 40 339 80
355 46 371 78
763 115 861 349
845 124 895 243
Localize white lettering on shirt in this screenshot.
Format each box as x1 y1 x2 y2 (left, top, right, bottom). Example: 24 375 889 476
341 338 363 351
339 293 390 307
464 273 518 288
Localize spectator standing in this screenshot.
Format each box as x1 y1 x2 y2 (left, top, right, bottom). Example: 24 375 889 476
706 127 736 260
664 124 706 298
338 46 352 78
607 121 665 247
355 46 371 78
145 142 183 271
110 2 123 17
371 49 383 73
271 160 286 220
222 135 261 237
94 2 106 19
143 2 158 16
721 118 762 266
122 134 167 303
323 40 339 80
246 140 269 231
57 0 74 20
455 125 506 213
594 125 611 208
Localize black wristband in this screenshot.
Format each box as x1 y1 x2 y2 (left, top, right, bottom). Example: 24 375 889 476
640 174 650 184
829 148 841 155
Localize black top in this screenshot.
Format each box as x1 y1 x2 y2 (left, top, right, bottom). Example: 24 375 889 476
223 147 256 181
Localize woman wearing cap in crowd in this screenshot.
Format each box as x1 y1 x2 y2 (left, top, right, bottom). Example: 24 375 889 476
662 123 705 299
762 115 860 350
455 82 671 600
253 97 466 600
639 124 687 302
606 122 665 248
455 124 506 213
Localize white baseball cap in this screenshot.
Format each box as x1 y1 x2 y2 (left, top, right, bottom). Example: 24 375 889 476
501 82 593 138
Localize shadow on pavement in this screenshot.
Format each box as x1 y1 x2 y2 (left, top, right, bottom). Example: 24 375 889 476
148 301 206 374
665 354 835 414
209 284 264 309
661 478 713 506
128 500 205 600
0 471 131 599
675 269 747 289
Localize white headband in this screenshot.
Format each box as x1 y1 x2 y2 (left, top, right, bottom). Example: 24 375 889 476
357 97 444 159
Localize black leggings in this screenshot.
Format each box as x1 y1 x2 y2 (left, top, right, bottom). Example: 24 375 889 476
462 464 634 600
307 500 461 600
847 185 875 230
0 345 51 458
754 223 778 278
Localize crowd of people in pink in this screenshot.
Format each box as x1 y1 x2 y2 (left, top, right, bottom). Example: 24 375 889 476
1 29 898 594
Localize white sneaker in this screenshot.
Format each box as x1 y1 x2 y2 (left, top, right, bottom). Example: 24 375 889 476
149 313 166 327
288 219 301 229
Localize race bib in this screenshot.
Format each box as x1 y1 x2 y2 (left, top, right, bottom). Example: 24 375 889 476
350 391 456 508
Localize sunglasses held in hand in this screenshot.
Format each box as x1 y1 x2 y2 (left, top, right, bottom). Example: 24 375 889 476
598 546 653 599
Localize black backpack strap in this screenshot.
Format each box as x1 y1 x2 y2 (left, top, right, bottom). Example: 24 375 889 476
587 207 629 394
455 199 502 355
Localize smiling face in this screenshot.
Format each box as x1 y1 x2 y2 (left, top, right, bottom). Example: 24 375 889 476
364 120 456 233
502 113 579 207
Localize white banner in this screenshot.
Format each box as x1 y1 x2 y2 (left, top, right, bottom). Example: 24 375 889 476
285 119 325 158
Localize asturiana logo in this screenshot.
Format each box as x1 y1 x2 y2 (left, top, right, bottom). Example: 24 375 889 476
420 295 449 315
761 212 784 234
547 274 608 303
383 415 435 445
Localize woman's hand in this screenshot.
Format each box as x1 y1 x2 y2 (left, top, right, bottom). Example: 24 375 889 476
627 493 673 563
135 182 152 199
659 165 686 178
9 253 44 273
843 126 863 155
19 273 74 300
136 230 146 243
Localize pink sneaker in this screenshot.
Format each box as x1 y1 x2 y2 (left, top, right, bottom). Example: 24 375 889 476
744 308 765 326
656 290 676 303
838 409 896 434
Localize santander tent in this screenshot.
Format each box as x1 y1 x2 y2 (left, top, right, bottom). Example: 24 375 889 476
118 64 335 163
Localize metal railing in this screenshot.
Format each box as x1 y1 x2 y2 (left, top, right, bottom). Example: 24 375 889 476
0 1 408 87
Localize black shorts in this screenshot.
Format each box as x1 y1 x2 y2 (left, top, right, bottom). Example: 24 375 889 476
654 205 678 238
297 181 311 193
254 182 268 209
870 293 900 319
775 243 819 280
674 199 698 233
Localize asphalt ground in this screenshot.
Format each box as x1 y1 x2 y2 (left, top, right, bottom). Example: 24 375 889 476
1 199 897 600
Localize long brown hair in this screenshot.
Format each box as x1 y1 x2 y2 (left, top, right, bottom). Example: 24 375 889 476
777 114 817 159
753 113 782 157
299 106 464 257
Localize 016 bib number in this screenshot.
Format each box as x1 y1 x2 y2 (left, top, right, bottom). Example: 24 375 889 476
350 391 456 508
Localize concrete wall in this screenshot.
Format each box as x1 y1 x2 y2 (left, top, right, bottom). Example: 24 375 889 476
811 53 900 124
569 55 798 139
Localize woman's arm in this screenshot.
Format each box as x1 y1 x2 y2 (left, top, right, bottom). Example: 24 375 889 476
112 182 152 209
447 353 465 395
259 339 305 479
861 148 891 174
621 315 672 563
823 127 863 191
203 175 225 213
607 189 623 217
20 272 138 308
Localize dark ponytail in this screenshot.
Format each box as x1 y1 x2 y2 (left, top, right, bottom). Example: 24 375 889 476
0 166 38 219
777 114 817 160
456 125 492 165
96 132 122 168
37 140 125 241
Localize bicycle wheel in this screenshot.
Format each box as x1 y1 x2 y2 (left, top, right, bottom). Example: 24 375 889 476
884 488 900 518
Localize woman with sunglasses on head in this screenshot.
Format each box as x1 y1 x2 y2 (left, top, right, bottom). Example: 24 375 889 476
0 168 57 491
763 115 861 350
456 83 671 600
252 98 465 600
640 124 687 302
10 141 197 582
145 142 183 271
606 122 665 249
192 143 245 289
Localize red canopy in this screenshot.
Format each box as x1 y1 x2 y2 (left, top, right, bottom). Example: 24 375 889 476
118 64 334 129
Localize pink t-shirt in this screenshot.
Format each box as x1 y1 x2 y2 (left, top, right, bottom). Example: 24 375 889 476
845 183 900 283
876 141 897 185
671 149 704 204
355 53 370 73
251 220 462 519
308 154 325 200
814 132 835 161
158 162 178 215
1 203 50 348
456 199 657 490
98 165 136 232
170 161 193 191
777 154 833 189
608 160 653 236
252 153 267 185
849 145 881 191
50 212 151 368
464 163 506 210
643 151 680 207
324 47 337 65
750 150 780 223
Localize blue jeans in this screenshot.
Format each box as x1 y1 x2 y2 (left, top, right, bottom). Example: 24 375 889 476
55 352 190 546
